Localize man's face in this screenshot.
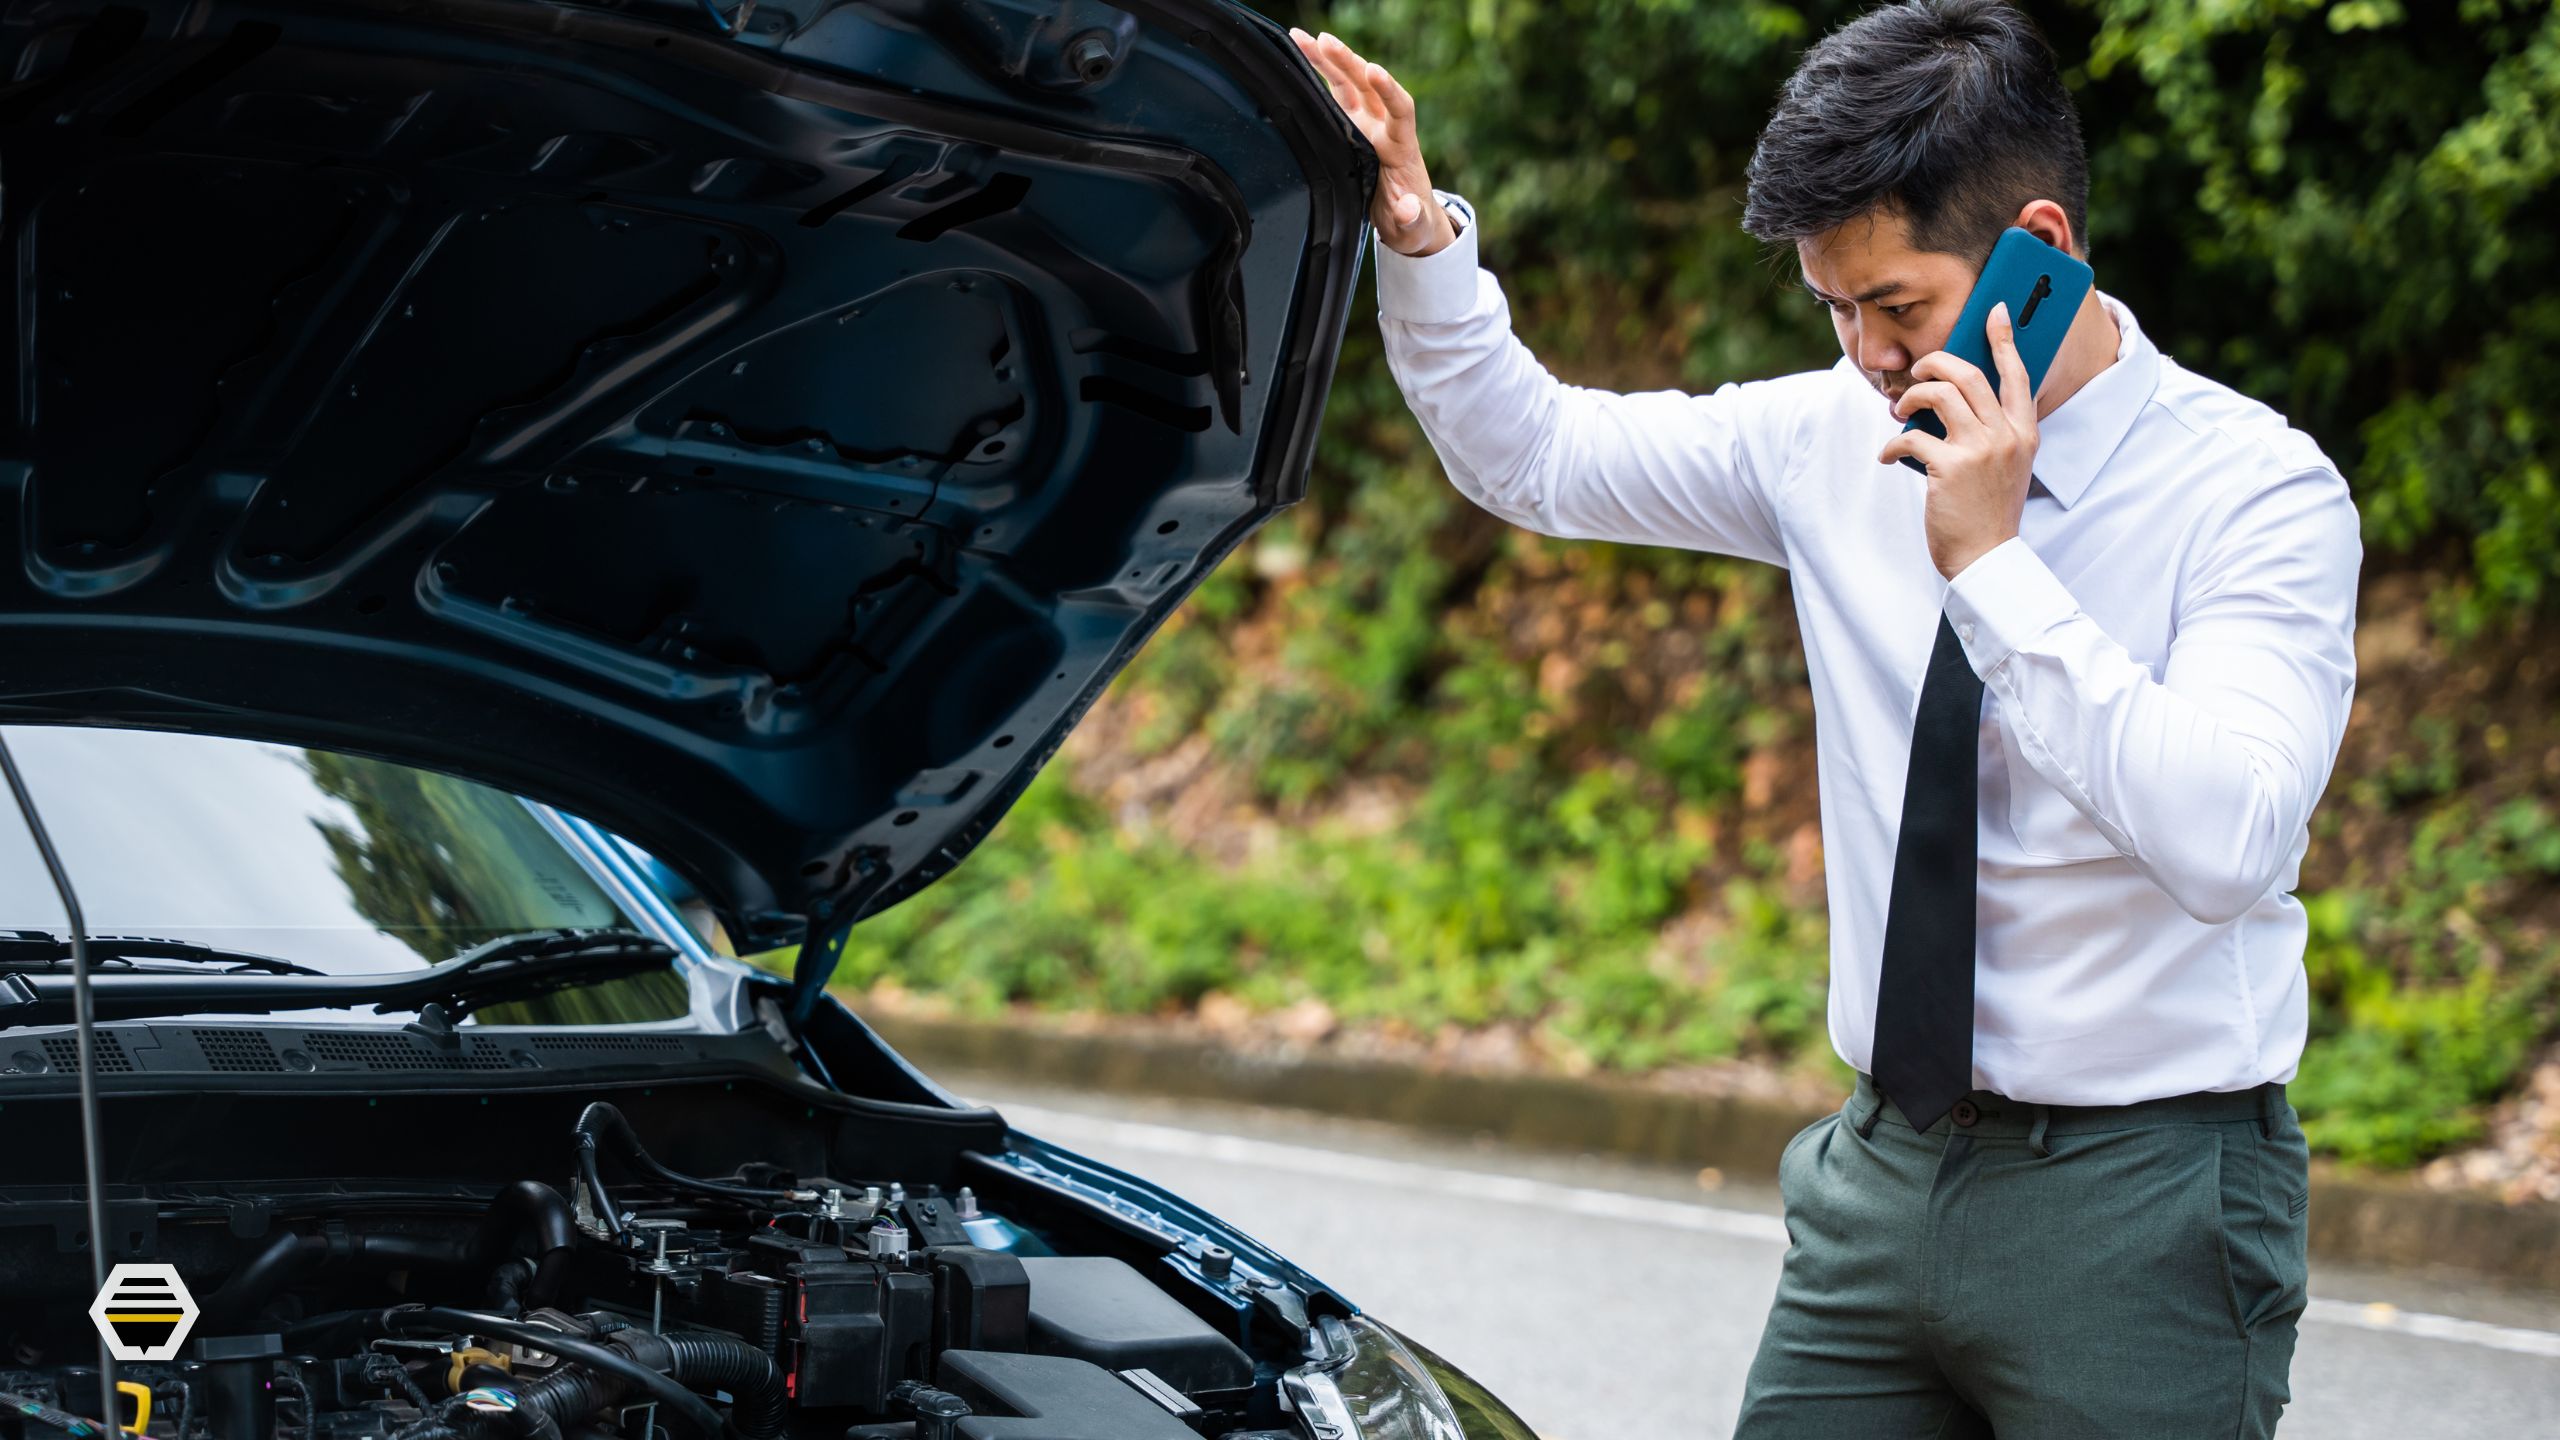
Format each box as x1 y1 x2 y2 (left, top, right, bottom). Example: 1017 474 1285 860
1795 210 1981 416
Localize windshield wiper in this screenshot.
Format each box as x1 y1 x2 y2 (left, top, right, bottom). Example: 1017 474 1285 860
2 927 681 1028
0 931 325 975
403 929 682 1018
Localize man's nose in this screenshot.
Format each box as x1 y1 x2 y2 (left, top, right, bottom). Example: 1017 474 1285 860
1855 325 1909 377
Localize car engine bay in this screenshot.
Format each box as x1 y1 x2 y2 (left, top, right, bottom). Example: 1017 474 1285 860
0 1073 1335 1440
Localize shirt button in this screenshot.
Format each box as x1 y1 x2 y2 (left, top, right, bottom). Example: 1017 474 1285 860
1958 623 1976 644
1951 1100 1981 1127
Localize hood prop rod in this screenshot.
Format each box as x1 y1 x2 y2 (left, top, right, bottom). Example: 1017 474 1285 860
0 734 119 1433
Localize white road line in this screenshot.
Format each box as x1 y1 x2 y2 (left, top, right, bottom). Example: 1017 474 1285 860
1001 1102 1791 1244
999 1100 2560 1363
2300 1300 2560 1360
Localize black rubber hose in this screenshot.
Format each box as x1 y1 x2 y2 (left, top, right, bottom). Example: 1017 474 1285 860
661 1333 786 1440
575 1130 624 1238
478 1391 565 1440
204 1231 480 1330
396 1328 780 1440
487 1256 534 1316
573 1103 803 1217
513 1364 629 1436
475 1181 576 1307
203 1231 320 1330
377 1308 733 1440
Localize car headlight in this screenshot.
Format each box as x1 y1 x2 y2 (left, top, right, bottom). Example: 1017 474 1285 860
1280 1314 1540 1440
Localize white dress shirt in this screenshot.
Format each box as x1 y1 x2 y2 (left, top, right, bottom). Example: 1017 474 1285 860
1374 194 2362 1106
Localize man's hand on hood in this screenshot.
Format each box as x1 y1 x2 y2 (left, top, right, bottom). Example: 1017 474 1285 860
1289 27 1457 258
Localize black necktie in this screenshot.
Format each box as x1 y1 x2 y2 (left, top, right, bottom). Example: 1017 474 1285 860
1870 612 1985 1133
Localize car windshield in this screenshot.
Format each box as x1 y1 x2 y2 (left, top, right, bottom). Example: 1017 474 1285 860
0 725 689 1024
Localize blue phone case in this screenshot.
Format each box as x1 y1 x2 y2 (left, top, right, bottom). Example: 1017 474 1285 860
1897 226 2094 472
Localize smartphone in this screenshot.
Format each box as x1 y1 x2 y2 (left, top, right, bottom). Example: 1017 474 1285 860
1896 226 2095 472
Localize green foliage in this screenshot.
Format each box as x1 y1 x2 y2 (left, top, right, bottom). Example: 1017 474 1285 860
833 747 1832 1076
818 0 2560 1170
2294 936 2541 1168
2070 0 2560 631
2291 797 2560 1166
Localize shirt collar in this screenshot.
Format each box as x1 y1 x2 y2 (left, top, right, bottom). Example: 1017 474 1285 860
2030 289 2159 509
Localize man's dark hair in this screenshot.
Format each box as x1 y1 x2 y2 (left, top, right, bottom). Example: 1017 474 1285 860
1742 0 2088 266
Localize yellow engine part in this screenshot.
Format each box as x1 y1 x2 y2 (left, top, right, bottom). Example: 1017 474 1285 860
447 1345 514 1395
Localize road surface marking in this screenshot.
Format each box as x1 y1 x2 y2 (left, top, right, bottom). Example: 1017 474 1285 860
1004 1101 1789 1243
1000 1101 2560 1362
2298 1299 2560 1359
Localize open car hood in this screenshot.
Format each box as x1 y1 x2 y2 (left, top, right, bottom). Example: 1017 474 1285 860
0 0 1372 973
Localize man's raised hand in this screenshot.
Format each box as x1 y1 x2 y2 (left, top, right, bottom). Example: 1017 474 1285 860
1877 301 2040 580
1288 28 1455 258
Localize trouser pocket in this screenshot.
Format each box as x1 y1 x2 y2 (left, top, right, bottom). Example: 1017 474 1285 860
2215 1107 2311 1338
1775 1109 1841 1246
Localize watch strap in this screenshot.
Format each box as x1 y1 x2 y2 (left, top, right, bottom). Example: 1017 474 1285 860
1431 187 1473 239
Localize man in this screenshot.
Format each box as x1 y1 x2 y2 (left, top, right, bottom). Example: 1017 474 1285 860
1291 1 2358 1434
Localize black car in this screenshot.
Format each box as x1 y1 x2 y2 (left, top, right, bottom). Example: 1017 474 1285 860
0 0 1538 1437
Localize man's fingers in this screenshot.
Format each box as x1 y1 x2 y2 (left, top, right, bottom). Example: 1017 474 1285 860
1890 378 1956 422
1877 428 1952 471
1294 32 1423 171
1370 61 1415 123
1288 26 1339 90
1910 350 2001 434
1987 301 2035 425
1330 36 1392 120
1293 31 1364 118
1291 27 1431 244
1312 30 1362 92
1892 381 1980 440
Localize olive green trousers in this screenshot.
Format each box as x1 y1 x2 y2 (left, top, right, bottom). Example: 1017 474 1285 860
1733 1072 2310 1438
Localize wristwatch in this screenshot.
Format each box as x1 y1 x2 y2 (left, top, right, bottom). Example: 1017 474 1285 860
1432 187 1473 241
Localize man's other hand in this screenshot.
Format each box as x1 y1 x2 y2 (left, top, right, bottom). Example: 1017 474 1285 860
1289 28 1456 258
1878 301 2039 580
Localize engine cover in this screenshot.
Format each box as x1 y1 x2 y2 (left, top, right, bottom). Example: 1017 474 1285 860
938 1351 1202 1440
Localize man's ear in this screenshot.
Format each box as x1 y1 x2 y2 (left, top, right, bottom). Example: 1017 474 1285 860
2013 199 2077 258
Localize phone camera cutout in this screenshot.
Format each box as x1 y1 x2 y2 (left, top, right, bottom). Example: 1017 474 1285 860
2019 273 2055 328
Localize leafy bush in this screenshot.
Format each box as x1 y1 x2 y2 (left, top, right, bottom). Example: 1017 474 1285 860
2072 0 2560 631
2292 796 2560 1167
832 745 1833 1078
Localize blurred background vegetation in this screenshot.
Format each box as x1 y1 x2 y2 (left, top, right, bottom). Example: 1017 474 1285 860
810 0 2560 1176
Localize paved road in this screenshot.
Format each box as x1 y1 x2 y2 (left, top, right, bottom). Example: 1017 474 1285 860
947 1074 2560 1440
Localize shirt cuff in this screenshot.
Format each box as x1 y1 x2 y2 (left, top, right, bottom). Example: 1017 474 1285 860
1944 536 2081 677
1373 201 1481 325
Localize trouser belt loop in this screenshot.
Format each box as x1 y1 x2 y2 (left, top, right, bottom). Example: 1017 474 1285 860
2026 1101 2052 1158
1856 1089 1886 1140
2258 1081 2275 1139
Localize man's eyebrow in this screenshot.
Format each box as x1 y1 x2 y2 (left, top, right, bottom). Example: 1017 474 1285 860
1801 279 1911 304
